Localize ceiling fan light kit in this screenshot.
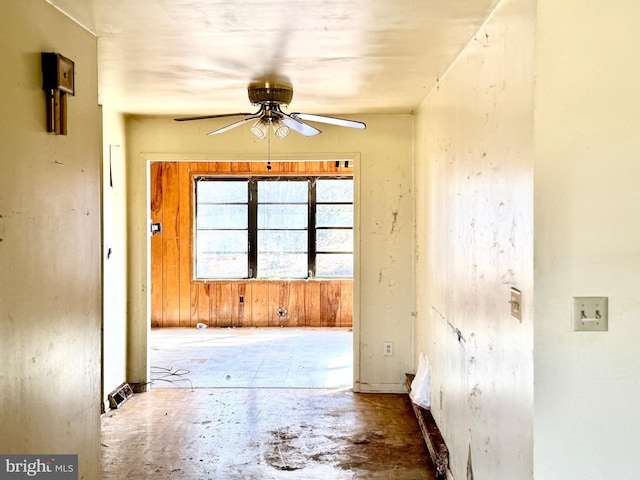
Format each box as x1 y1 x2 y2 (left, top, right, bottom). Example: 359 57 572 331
272 119 291 139
249 118 270 139
175 81 366 138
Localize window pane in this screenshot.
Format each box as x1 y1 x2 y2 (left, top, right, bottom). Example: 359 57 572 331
258 253 308 278
316 204 353 227
258 230 307 253
259 181 308 203
196 230 248 278
197 205 247 229
197 180 248 203
316 254 353 278
316 229 353 252
195 180 248 279
317 179 353 202
197 254 248 279
197 230 248 254
258 205 308 229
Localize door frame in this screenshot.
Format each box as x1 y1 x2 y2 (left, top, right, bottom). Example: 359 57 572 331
144 154 362 391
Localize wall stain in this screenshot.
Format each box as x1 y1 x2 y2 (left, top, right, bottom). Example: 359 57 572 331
500 269 515 284
390 184 411 235
473 29 489 48
446 319 466 344
467 356 477 376
469 384 482 398
484 436 491 454
468 384 482 413
390 210 399 234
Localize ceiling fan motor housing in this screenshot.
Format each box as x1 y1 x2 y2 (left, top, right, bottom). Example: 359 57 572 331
248 82 293 106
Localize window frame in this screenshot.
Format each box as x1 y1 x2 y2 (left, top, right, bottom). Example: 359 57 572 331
193 174 353 280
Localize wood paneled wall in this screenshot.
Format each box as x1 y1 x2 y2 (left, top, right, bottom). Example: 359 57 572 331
150 160 353 328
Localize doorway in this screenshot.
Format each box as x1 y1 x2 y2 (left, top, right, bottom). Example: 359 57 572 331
148 159 358 389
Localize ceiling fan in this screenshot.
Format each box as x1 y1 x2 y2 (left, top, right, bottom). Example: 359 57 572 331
174 81 366 138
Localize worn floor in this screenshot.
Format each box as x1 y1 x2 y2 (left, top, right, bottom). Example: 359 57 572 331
101 388 437 480
150 327 353 389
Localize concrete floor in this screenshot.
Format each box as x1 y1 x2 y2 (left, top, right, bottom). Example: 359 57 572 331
149 327 353 389
101 388 438 479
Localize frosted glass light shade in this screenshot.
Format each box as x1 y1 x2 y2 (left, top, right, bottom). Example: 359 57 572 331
250 118 269 138
273 119 290 138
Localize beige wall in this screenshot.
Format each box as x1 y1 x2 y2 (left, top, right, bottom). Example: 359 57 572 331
102 108 128 410
534 0 640 477
416 0 640 477
0 2 101 478
125 114 415 393
414 0 535 478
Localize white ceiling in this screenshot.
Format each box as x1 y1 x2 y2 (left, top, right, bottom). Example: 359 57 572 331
48 0 499 117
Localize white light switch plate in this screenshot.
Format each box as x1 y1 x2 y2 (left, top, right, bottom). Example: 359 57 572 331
510 288 522 321
572 297 608 332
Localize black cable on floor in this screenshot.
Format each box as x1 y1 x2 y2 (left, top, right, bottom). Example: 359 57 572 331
150 365 194 391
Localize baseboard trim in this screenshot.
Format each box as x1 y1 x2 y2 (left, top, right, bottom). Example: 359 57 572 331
405 374 449 479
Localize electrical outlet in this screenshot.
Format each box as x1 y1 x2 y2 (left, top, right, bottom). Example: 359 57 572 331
383 342 393 356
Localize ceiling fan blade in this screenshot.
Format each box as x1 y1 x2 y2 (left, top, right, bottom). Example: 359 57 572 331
280 113 322 136
207 116 261 136
290 113 366 130
174 112 258 122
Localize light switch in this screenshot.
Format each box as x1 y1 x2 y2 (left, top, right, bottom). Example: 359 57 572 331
510 288 522 321
572 297 608 332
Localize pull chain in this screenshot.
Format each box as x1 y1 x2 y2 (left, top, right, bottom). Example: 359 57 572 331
267 120 272 170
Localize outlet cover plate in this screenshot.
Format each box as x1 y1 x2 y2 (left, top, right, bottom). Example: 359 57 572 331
572 297 608 332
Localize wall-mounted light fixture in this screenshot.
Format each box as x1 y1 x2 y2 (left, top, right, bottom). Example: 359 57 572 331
41 53 75 135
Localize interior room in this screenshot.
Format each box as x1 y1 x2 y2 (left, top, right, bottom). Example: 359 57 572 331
2 0 639 479
147 158 357 388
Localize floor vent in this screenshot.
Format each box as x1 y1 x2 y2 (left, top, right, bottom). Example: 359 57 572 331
108 382 134 410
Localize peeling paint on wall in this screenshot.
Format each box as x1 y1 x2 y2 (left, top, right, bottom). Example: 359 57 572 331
467 445 474 480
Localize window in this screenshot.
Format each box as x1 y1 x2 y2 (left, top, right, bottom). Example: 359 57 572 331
315 179 354 277
195 176 353 280
257 180 308 278
195 180 249 279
